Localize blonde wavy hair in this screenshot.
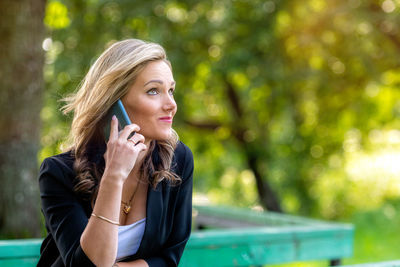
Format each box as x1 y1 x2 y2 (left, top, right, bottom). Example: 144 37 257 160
62 39 180 202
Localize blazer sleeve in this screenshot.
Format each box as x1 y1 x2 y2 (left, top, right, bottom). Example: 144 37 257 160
144 144 194 267
39 157 95 267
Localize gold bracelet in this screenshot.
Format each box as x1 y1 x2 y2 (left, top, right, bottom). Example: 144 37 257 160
91 213 120 226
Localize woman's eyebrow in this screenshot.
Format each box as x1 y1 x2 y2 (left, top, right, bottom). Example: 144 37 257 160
144 80 176 86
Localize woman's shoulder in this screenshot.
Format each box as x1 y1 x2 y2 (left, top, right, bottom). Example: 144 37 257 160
173 141 194 179
39 151 76 179
174 141 193 163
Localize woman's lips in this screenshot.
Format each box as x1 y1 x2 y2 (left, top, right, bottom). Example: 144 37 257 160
159 116 173 123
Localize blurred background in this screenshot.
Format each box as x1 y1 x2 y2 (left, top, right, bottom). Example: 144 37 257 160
1 0 400 266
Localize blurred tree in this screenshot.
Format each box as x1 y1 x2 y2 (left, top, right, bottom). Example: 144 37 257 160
272 0 400 217
0 0 46 237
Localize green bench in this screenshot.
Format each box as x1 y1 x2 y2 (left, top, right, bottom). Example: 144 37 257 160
0 238 41 267
0 205 354 266
181 205 354 266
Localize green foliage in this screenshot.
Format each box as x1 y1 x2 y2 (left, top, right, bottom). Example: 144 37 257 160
45 1 71 29
349 201 400 263
41 0 400 219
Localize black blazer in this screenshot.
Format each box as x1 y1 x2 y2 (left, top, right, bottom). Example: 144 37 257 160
38 141 193 267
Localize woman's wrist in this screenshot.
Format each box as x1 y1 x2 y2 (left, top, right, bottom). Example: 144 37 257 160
101 170 125 187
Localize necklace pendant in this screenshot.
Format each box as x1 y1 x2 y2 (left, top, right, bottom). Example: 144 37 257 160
123 205 131 214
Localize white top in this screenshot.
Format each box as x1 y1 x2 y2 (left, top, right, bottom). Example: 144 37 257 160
116 218 146 260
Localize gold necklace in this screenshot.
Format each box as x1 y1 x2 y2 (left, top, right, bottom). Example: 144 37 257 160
121 181 140 215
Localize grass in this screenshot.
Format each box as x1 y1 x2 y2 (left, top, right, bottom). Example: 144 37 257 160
268 201 400 266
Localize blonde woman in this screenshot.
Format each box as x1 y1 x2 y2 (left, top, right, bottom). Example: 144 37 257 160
38 39 193 267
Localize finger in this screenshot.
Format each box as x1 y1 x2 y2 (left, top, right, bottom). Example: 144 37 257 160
108 115 119 142
119 124 140 140
128 133 145 145
134 142 147 152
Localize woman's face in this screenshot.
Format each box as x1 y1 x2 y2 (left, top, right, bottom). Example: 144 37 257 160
122 60 177 144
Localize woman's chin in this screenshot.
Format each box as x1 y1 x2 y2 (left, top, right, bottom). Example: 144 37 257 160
153 130 173 141
141 128 170 141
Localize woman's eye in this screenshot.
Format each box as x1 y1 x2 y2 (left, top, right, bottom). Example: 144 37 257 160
169 88 175 95
147 88 158 95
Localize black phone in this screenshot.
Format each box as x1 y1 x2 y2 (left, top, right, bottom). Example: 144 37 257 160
103 99 132 141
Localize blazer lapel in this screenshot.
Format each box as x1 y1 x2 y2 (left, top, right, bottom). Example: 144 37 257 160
135 182 164 256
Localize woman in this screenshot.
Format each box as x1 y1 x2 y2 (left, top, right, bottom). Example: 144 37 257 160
38 39 193 267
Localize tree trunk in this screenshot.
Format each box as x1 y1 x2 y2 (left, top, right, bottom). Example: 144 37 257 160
0 0 46 237
245 150 282 212
224 77 282 212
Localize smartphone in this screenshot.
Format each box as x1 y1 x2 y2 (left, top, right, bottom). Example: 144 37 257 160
103 99 132 141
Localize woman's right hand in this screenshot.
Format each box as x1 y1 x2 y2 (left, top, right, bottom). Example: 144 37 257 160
103 115 147 183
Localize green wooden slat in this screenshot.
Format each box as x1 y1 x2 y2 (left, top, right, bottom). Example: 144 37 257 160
193 205 349 227
185 227 352 247
180 243 295 267
0 239 41 258
0 258 39 267
180 226 353 266
294 231 353 261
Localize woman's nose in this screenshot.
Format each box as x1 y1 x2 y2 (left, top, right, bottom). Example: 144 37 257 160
163 94 176 111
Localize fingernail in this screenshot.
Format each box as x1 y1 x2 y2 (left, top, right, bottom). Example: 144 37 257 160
112 115 116 120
